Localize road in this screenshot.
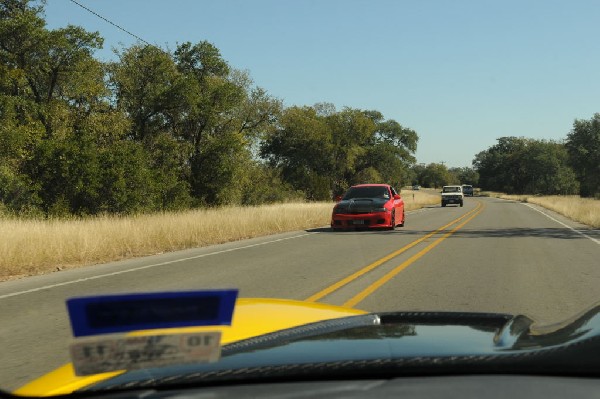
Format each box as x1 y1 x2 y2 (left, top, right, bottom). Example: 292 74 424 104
1 197 599 391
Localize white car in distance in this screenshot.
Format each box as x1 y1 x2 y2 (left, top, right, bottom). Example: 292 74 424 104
441 185 464 207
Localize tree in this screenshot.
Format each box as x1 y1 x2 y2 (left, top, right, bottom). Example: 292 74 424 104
449 167 479 186
474 137 578 195
25 133 102 215
522 140 578 195
355 114 418 189
172 42 282 204
566 114 600 197
410 163 426 186
420 163 452 188
109 41 281 206
0 1 103 137
145 133 192 210
325 107 376 193
239 162 302 205
261 105 418 199
97 140 157 214
110 45 185 142
261 106 334 199
0 0 117 215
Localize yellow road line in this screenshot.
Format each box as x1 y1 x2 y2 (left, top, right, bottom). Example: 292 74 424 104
305 201 482 302
343 203 485 308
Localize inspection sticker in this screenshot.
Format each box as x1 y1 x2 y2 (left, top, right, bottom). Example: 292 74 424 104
70 331 221 376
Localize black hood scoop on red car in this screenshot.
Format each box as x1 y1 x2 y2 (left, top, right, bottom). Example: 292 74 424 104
337 198 388 213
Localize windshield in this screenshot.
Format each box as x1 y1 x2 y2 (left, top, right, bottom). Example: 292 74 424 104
343 187 390 200
1 0 600 396
443 187 461 193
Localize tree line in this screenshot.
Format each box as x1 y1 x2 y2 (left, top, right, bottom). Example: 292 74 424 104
409 116 599 198
0 0 418 216
473 115 599 197
410 164 479 189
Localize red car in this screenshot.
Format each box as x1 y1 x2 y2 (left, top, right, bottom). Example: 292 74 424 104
331 184 405 230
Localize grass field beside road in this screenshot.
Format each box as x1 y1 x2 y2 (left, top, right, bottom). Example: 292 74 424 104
0 190 440 281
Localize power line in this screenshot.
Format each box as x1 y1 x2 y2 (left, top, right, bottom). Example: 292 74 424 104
68 0 151 46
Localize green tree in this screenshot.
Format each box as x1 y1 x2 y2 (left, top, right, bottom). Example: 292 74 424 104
110 45 185 142
473 137 528 193
172 42 281 204
474 137 578 195
565 114 600 198
25 133 102 215
97 141 158 214
261 106 334 199
261 105 418 199
172 41 242 143
0 1 103 137
522 140 578 195
239 162 302 205
420 163 452 188
1 0 138 215
356 115 418 189
0 163 41 214
449 167 479 186
410 163 426 186
146 133 193 210
325 107 376 193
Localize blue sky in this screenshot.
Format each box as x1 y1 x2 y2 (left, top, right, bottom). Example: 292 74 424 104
42 0 600 167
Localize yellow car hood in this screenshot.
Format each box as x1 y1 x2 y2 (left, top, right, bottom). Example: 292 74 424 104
15 298 365 396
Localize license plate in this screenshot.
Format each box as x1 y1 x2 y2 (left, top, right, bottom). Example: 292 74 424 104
353 220 365 225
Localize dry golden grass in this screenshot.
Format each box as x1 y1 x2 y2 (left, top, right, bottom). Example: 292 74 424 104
526 196 600 228
0 190 443 281
0 203 332 281
480 192 600 228
401 188 441 210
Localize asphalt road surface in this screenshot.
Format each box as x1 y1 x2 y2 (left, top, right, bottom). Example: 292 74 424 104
1 197 599 391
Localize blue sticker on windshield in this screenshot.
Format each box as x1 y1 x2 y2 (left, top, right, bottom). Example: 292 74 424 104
66 289 238 337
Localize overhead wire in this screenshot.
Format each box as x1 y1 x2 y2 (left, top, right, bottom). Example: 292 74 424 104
68 0 152 46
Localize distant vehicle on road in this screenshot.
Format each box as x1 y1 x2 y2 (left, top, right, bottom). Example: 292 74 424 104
412 184 420 190
441 185 464 207
462 185 474 197
331 184 405 230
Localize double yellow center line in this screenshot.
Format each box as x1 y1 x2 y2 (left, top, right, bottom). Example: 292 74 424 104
305 201 484 307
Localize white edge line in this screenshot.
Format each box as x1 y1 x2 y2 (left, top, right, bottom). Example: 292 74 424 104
523 203 599 245
0 232 316 300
